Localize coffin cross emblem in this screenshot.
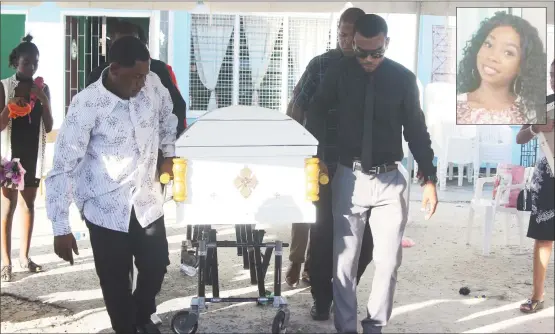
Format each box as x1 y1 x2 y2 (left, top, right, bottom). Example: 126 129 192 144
234 167 258 198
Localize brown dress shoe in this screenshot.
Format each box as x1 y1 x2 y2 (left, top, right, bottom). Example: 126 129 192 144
285 262 301 287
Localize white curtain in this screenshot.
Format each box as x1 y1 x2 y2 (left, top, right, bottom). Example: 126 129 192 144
242 16 283 105
192 15 235 111
288 18 331 86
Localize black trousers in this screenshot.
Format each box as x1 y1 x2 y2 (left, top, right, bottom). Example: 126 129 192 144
309 177 374 308
86 209 170 333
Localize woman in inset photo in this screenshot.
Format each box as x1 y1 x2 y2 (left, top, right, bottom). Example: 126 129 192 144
456 11 546 125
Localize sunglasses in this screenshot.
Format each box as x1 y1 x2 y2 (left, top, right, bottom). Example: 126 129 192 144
353 44 386 59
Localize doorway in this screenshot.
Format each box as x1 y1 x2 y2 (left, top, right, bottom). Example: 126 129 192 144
63 16 150 115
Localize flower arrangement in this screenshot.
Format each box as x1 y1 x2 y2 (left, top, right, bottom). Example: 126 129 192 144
0 158 26 190
7 76 44 121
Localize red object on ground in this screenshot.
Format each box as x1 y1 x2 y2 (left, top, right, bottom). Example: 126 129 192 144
402 237 415 248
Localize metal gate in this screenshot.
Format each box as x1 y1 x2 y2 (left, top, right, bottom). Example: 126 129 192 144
64 16 107 115
520 139 538 167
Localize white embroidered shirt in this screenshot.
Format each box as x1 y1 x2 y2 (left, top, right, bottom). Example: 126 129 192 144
45 70 177 236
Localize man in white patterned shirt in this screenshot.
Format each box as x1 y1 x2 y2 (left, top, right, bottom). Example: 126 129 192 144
45 36 177 334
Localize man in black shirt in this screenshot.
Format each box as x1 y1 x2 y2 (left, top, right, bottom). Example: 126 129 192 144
285 7 374 321
86 20 187 137
306 14 438 333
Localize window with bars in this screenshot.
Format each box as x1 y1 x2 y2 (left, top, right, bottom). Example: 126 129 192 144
189 14 235 112
431 24 456 83
521 138 538 167
189 13 334 116
287 17 334 102
240 15 284 110
64 16 107 115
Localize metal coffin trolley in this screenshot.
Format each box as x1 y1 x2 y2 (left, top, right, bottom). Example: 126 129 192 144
160 106 328 333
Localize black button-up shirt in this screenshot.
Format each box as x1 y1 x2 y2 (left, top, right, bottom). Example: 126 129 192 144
306 56 436 177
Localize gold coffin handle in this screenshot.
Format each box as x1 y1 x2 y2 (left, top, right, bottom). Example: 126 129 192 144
158 158 188 202
172 158 187 202
319 172 329 185
160 172 171 184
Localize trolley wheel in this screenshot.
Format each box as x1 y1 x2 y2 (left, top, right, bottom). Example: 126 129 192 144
183 253 199 268
171 310 198 334
271 309 287 334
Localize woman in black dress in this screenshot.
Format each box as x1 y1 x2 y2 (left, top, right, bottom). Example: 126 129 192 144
515 59 555 313
0 35 53 282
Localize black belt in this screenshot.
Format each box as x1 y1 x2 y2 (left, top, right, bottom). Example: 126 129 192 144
339 156 398 175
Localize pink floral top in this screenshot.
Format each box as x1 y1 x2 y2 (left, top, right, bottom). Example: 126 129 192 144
456 93 527 125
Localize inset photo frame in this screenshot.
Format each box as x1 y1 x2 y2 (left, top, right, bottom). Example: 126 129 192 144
456 7 548 125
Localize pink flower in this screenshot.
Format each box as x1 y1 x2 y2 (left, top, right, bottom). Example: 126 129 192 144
1 158 26 189
11 173 22 185
4 161 14 172
17 162 26 176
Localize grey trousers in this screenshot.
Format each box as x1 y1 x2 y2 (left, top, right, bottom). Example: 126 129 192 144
331 164 408 333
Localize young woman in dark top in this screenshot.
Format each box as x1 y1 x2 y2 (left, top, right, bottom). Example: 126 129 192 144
515 59 555 313
0 35 53 282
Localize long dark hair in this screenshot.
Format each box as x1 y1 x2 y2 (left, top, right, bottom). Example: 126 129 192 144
456 11 546 116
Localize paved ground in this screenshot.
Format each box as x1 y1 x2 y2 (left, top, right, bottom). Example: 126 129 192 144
1 180 554 333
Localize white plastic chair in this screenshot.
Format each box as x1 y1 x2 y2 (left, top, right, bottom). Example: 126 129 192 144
437 123 479 190
475 125 514 179
466 167 534 256
423 82 479 190
445 125 513 186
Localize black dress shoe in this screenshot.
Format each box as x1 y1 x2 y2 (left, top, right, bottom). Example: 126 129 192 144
136 321 161 334
310 302 331 321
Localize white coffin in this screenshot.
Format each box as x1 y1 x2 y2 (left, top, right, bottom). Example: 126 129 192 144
174 106 319 226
